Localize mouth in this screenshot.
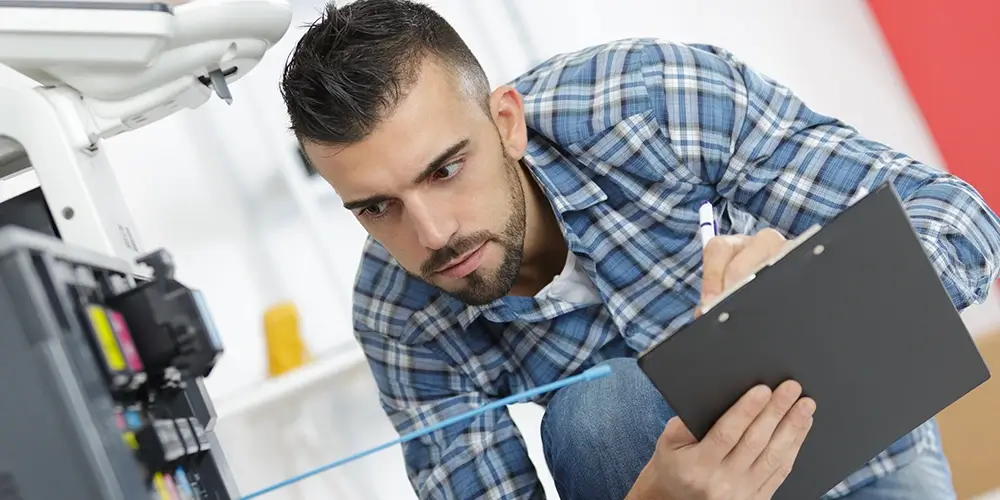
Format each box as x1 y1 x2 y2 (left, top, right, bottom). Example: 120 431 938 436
435 242 488 279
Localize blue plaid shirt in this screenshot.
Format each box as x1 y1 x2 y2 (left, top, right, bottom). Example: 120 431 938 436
352 39 1000 499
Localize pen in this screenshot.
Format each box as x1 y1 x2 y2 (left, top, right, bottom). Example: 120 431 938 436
238 365 613 499
699 201 717 248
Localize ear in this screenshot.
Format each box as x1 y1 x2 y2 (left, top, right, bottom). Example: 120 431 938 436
489 85 528 159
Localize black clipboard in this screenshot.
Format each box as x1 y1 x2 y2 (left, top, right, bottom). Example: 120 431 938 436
637 182 991 499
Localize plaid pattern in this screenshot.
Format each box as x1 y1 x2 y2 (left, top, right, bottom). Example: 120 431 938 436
352 39 1000 499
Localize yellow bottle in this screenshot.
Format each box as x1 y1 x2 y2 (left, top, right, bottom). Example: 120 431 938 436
264 301 310 377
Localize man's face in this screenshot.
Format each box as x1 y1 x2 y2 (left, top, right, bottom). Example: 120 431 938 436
304 59 528 305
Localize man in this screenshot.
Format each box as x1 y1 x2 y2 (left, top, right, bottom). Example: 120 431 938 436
280 1 1000 498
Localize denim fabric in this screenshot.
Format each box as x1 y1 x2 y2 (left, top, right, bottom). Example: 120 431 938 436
540 358 956 500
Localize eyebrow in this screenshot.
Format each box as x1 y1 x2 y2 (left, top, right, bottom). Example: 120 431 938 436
342 138 470 211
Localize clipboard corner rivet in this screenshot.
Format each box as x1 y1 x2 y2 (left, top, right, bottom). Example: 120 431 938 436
718 312 730 323
813 244 825 255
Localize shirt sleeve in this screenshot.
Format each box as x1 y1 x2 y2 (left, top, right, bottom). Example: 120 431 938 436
642 41 1000 311
355 327 545 500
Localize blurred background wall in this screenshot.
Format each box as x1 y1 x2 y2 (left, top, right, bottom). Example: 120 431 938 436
85 0 999 498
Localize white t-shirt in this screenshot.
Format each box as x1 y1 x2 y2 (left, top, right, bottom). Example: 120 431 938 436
535 251 602 306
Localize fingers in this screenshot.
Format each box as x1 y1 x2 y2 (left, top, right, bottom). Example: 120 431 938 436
750 397 816 496
661 416 699 449
752 444 807 500
701 235 748 303
697 385 772 463
721 381 803 472
700 229 786 310
720 229 786 290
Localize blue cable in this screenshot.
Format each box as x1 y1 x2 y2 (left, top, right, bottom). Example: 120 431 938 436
239 364 612 499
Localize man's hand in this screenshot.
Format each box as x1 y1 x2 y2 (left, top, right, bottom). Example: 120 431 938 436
627 381 815 500
699 229 788 313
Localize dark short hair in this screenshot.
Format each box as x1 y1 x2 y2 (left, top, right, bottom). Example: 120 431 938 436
280 0 491 145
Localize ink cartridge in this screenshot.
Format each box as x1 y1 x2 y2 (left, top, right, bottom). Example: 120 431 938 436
107 308 148 389
122 430 139 452
123 408 144 430
187 417 210 451
115 410 126 431
173 467 197 500
105 250 225 382
163 473 181 499
83 304 131 391
136 419 186 470
174 418 200 456
113 409 141 451
151 472 176 500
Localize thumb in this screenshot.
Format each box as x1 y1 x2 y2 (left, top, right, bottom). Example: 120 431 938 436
661 416 698 448
700 235 745 305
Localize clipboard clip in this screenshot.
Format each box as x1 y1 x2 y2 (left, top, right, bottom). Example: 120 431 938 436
700 223 824 317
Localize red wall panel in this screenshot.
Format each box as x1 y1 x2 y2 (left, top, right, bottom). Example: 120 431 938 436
867 1 1000 210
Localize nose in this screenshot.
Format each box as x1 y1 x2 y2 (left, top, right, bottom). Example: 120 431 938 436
406 198 456 250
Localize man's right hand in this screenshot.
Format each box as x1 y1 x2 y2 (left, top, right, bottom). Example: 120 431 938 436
627 380 815 500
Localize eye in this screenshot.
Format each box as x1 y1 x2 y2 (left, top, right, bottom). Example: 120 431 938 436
431 161 462 180
358 201 391 219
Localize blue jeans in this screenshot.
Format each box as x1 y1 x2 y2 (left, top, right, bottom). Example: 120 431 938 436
540 358 956 500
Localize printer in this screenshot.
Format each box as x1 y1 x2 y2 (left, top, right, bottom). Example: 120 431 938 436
0 1 292 498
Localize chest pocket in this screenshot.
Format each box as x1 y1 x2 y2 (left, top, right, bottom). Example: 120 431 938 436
567 110 699 185
560 111 709 349
566 110 713 230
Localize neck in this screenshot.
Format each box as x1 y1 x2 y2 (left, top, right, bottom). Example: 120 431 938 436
508 161 567 296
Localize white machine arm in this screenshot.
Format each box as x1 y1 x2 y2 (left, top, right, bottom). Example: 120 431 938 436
0 0 292 274
1 0 291 142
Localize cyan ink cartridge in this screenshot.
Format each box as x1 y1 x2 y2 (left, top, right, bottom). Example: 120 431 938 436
123 408 144 430
173 467 197 500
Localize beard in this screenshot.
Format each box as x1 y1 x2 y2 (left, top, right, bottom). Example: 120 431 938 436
418 152 527 306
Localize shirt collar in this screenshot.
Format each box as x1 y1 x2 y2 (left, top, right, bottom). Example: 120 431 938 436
521 133 608 214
